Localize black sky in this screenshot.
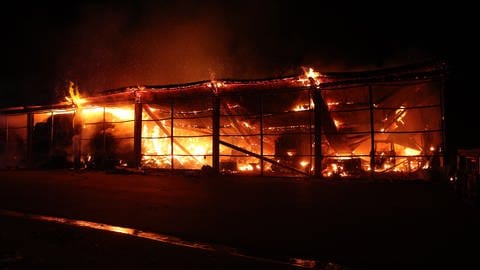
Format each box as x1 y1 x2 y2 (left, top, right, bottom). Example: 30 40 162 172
0 0 477 149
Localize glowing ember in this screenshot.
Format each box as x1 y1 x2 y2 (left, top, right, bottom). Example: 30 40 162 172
327 101 339 107
395 105 407 125
403 147 421 156
333 119 342 128
242 121 251 128
331 163 338 173
238 164 254 171
299 160 309 167
206 81 225 89
292 104 309 112
292 99 314 112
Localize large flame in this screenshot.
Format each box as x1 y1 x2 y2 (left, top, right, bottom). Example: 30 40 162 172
52 80 430 176
80 107 135 121
65 81 86 108
291 98 315 112
63 100 266 170
75 104 213 169
141 116 211 169
298 67 322 86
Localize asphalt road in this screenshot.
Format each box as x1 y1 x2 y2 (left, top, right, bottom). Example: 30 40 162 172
1 170 479 269
1 214 305 270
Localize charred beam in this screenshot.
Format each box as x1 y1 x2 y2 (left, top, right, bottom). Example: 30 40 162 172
220 100 255 146
219 140 309 176
143 104 203 164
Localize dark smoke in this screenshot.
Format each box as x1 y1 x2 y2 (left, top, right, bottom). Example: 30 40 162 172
54 1 300 96
0 0 471 107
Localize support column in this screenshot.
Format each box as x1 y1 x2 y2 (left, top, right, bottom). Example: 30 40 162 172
260 95 264 176
4 117 8 158
212 94 220 174
73 113 82 170
133 95 143 168
50 112 54 155
102 107 106 168
312 86 322 178
440 78 447 169
26 112 33 167
170 100 174 170
308 88 313 176
1 116 6 158
369 85 375 178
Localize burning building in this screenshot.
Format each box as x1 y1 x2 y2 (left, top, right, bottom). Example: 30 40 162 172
0 61 446 179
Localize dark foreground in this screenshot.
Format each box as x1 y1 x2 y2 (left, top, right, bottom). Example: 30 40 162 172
1 170 479 269
1 214 300 270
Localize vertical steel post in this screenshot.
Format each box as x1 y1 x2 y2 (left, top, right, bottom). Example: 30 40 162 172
171 100 174 170
73 112 81 170
260 94 264 176
212 92 220 174
1 116 6 158
308 88 313 175
27 112 33 167
133 93 143 168
102 106 106 167
312 84 322 178
369 85 375 178
50 112 54 156
440 77 447 170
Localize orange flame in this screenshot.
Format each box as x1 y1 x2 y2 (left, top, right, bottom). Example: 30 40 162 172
403 147 420 156
65 81 86 108
333 119 342 128
298 67 322 86
291 98 315 112
141 121 211 169
395 105 407 125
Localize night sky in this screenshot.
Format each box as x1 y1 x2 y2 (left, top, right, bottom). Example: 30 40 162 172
0 0 477 151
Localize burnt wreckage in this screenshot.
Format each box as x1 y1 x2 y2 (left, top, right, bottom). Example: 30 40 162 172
0 62 446 179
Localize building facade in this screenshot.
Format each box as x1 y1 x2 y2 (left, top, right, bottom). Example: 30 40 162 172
0 62 446 178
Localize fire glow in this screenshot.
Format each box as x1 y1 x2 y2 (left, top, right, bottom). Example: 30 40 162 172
65 81 86 108
25 64 441 178
70 85 428 174
297 67 322 86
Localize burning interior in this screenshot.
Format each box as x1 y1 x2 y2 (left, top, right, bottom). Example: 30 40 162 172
0 62 446 179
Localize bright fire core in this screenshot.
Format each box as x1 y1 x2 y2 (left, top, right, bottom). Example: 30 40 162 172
54 72 441 177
